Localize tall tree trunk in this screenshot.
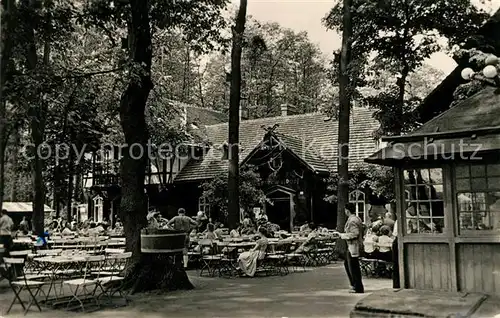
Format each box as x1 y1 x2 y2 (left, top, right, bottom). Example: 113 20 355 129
0 0 16 211
120 0 152 270
9 128 20 201
65 149 74 219
227 0 247 230
21 0 46 235
336 0 353 233
120 0 192 293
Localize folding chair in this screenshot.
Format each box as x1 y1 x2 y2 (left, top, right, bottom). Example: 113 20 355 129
216 242 238 278
63 255 104 312
3 257 46 315
95 252 132 305
284 243 307 272
265 243 288 276
199 239 221 277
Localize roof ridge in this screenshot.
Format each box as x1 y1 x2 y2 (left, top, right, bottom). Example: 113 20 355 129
165 99 226 115
206 107 374 128
185 104 226 115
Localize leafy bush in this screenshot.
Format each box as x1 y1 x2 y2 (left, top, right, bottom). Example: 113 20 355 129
200 166 268 219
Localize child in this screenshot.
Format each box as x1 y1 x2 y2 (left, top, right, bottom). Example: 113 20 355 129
363 228 379 259
204 223 217 240
377 225 393 261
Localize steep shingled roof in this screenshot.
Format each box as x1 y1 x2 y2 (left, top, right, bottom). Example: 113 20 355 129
186 105 227 126
174 108 379 182
410 86 500 135
416 9 500 123
365 86 500 165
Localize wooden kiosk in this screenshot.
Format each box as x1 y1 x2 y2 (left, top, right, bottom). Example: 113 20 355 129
366 86 500 295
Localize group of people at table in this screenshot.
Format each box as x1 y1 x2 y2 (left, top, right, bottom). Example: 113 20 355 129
147 207 338 277
0 208 125 258
2 203 399 294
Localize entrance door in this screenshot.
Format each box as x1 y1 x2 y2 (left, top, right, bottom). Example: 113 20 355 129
266 199 291 231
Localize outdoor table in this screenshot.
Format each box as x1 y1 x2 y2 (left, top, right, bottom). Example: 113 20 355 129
32 255 89 305
226 242 255 249
9 250 32 257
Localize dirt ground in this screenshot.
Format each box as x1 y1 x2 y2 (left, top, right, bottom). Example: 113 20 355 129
1 264 391 318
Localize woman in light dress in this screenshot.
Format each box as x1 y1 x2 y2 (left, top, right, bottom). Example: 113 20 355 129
237 227 268 277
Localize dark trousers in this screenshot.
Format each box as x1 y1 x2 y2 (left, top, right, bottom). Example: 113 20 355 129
344 251 364 293
392 238 400 288
1 235 13 257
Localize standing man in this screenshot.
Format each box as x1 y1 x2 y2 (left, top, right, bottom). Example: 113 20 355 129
167 208 198 268
339 203 364 293
0 209 14 256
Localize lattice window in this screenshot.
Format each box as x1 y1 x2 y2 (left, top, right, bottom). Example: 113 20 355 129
404 168 444 234
92 196 103 223
456 163 500 233
198 196 211 218
349 190 366 223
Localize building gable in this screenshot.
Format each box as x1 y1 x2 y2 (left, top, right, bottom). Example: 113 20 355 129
174 108 379 182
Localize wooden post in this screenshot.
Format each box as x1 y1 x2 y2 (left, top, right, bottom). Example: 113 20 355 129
444 164 458 292
394 167 406 289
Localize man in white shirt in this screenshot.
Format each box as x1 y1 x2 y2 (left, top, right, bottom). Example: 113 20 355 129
0 209 14 256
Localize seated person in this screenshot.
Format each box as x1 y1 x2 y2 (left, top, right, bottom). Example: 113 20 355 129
295 223 318 253
242 214 253 227
383 212 395 230
147 211 161 229
376 225 393 261
266 222 280 237
363 227 379 259
230 224 241 238
193 224 216 254
113 219 124 235
213 223 225 239
204 223 217 240
189 228 198 240
196 211 208 231
317 225 329 234
299 222 311 233
95 223 106 234
61 224 74 236
237 226 268 277
241 224 256 235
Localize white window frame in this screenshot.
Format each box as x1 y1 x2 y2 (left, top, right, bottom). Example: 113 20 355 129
93 196 103 223
349 189 366 223
198 196 210 218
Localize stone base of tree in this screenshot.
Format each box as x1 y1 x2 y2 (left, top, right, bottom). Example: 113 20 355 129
124 252 194 294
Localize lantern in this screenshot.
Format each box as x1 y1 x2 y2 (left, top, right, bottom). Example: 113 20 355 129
483 65 498 79
461 68 475 80
485 55 499 66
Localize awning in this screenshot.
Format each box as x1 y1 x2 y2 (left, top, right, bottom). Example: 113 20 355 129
2 202 53 213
